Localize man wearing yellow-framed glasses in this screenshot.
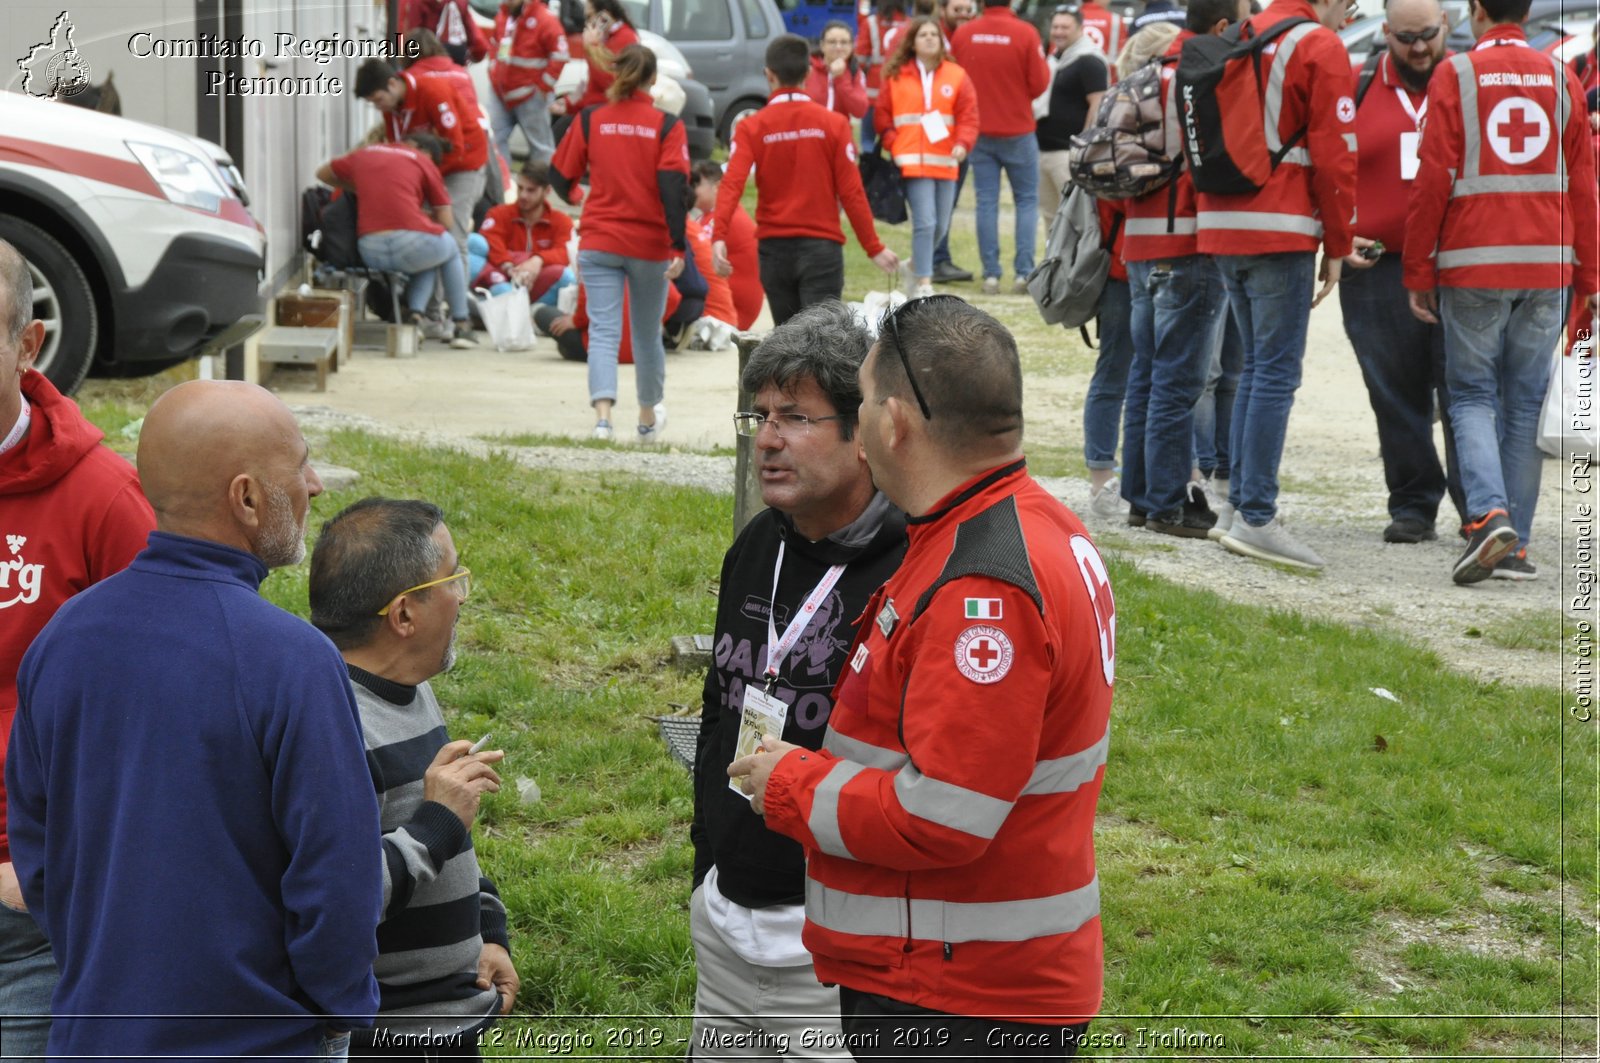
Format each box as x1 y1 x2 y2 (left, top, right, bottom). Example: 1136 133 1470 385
310 497 520 1055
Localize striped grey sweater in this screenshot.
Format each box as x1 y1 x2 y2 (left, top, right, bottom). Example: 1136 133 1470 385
349 666 509 1037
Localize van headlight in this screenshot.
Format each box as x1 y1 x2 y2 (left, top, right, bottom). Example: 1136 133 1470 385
127 141 228 213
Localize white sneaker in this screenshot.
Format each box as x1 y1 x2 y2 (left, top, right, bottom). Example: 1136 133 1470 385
637 403 667 444
592 420 613 441
1220 516 1325 569
1088 478 1126 519
911 282 936 300
1208 500 1234 541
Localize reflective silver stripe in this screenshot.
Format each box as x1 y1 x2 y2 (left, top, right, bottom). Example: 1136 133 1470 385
502 55 550 68
893 764 1013 839
1198 210 1323 237
808 760 867 860
806 876 1101 943
823 728 909 771
1553 52 1571 186
502 85 538 103
866 87 880 99
893 113 955 127
1279 146 1311 166
1124 216 1198 236
1455 55 1481 179
893 152 959 168
1263 23 1320 153
1454 173 1568 196
1341 133 1357 152
1022 729 1110 796
1437 244 1574 268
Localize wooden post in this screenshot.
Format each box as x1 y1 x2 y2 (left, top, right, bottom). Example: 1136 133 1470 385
733 331 765 538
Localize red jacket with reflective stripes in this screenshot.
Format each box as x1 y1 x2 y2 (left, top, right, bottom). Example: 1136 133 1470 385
715 90 885 255
764 461 1113 1023
950 7 1052 138
1403 25 1599 295
489 0 570 104
1194 0 1357 258
383 66 489 175
1124 32 1198 262
857 11 907 101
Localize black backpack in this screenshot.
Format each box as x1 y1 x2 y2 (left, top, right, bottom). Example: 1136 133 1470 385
303 188 361 271
1174 17 1316 196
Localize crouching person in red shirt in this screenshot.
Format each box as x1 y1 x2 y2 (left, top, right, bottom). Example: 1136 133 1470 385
474 159 575 307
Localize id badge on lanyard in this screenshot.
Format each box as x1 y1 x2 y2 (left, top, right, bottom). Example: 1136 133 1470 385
1396 88 1426 181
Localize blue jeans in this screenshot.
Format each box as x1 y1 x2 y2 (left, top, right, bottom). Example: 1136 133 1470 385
1193 304 1243 479
861 105 878 154
903 177 958 279
1123 256 1229 517
0 899 56 1060
359 229 471 321
488 89 555 165
1084 278 1133 471
970 133 1040 280
933 161 968 268
1340 255 1464 528
1440 286 1566 547
578 248 670 408
1216 251 1316 527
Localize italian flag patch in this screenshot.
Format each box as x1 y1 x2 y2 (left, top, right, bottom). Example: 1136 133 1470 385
964 598 1003 620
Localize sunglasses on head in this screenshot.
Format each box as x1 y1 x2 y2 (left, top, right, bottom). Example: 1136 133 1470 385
879 294 963 421
1389 23 1443 44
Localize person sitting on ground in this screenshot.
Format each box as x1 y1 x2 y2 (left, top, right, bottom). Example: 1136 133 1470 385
474 159 576 308
309 497 519 1055
690 161 763 332
316 133 478 349
534 279 684 364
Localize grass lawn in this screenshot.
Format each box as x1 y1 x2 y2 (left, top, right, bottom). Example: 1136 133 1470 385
69 191 1595 1059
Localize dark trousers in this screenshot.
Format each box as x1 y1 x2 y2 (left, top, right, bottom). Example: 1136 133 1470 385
839 988 1086 1061
1338 254 1466 528
758 236 845 326
933 161 970 268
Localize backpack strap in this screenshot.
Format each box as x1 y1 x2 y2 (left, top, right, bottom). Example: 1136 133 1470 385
1354 51 1382 109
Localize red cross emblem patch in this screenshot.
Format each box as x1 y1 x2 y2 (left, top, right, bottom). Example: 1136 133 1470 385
954 624 1014 684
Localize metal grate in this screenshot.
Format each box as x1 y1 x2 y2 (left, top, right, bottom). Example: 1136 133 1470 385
653 715 700 772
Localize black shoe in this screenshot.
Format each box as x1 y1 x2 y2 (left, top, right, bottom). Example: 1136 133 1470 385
1127 505 1147 528
1452 509 1518 585
1384 517 1438 544
931 261 974 283
1147 482 1218 539
1491 548 1538 580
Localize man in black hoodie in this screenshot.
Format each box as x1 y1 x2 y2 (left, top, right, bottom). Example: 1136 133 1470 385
690 300 906 1059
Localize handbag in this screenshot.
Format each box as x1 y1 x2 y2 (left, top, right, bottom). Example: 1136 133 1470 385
473 284 535 352
1537 322 1598 458
859 149 907 226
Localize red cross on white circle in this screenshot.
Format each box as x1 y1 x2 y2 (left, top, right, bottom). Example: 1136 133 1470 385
954 624 1013 683
1485 97 1550 166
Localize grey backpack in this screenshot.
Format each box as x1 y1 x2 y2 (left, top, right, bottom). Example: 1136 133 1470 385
1026 185 1118 336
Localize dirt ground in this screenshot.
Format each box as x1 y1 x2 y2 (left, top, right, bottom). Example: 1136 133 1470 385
268 290 1585 692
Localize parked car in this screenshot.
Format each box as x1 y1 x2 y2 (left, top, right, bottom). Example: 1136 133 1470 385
619 0 785 143
1340 0 1582 66
0 91 264 394
465 3 716 160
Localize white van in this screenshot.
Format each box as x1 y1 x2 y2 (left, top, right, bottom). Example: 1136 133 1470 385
0 91 266 393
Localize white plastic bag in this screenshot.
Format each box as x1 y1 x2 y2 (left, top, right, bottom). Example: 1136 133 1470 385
1537 324 1598 458
848 289 906 337
474 285 535 352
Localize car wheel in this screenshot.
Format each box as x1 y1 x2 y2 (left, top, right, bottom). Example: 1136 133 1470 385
718 96 766 148
0 216 98 396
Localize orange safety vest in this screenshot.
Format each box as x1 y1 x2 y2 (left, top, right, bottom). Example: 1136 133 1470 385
885 60 966 180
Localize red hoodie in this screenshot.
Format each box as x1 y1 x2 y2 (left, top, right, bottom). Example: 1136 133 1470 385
1 371 154 862
950 6 1052 137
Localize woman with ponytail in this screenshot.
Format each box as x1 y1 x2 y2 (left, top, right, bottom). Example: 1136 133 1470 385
551 43 690 442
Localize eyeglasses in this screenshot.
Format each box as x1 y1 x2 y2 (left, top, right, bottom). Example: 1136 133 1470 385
376 567 472 616
1054 4 1081 14
1388 22 1443 43
880 294 962 421
733 411 846 437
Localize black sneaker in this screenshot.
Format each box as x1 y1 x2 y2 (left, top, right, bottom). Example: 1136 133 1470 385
932 261 974 283
1147 482 1218 539
1452 509 1518 585
1384 517 1438 544
1127 505 1147 528
1490 548 1538 581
